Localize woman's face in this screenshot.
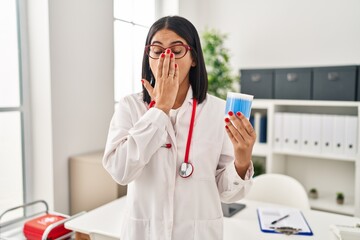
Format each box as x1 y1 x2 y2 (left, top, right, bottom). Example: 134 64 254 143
149 29 195 87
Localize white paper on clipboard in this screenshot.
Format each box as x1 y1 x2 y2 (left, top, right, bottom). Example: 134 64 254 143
257 207 313 235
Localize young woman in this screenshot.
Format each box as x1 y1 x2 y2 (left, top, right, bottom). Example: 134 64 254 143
103 15 256 240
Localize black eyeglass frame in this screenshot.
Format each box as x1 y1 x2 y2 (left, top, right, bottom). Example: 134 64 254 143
145 44 192 60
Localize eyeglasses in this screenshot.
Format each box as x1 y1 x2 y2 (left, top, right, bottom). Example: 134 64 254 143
145 44 191 59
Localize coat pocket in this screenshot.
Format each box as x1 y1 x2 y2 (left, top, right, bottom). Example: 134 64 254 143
194 217 223 240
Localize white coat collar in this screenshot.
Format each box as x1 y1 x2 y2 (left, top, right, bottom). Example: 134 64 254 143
184 85 195 105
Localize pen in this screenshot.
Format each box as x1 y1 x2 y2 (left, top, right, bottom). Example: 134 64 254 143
271 214 290 225
161 143 172 148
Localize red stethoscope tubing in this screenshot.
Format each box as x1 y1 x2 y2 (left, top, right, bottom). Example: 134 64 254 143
148 99 197 177
184 98 197 164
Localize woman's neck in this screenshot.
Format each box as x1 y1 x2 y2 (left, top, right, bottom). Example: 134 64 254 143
172 81 190 109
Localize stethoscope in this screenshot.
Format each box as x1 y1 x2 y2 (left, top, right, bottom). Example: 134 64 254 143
148 98 197 178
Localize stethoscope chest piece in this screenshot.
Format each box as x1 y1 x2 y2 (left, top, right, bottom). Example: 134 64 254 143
179 162 194 178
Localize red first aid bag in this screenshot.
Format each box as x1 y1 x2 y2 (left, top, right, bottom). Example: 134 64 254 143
23 213 71 240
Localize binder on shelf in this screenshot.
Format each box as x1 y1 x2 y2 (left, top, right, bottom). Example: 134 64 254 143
310 114 322 153
282 113 301 151
345 116 358 155
300 114 312 152
257 207 313 236
289 113 301 151
259 115 267 143
254 112 262 143
252 112 267 144
282 113 292 150
333 115 346 154
321 115 334 153
249 115 255 128
274 112 283 149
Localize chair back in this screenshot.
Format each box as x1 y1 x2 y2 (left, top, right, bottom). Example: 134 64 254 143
245 173 310 210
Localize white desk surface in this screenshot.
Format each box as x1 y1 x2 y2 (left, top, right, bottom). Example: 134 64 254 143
65 196 360 239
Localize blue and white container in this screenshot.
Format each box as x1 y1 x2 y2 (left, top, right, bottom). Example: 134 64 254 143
225 92 254 119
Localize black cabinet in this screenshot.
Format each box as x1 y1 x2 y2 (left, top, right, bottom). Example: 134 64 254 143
274 68 312 100
313 66 357 101
240 69 273 99
240 65 359 101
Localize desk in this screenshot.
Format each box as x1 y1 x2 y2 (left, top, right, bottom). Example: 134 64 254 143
65 197 360 240
65 197 126 239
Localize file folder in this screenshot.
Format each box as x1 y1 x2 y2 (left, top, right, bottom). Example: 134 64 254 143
254 112 262 143
300 114 312 152
345 116 358 155
321 115 334 153
310 114 321 153
283 113 301 151
251 113 267 143
333 115 346 154
257 207 313 236
259 115 267 143
282 113 292 150
274 112 283 150
289 113 301 151
249 115 255 128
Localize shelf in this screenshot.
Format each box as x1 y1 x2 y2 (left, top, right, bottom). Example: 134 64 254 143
273 149 357 162
252 100 272 109
252 143 269 157
250 99 360 216
309 194 355 216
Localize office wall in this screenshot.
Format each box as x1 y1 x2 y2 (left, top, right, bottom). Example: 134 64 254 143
27 0 114 214
157 0 179 16
179 0 360 70
27 0 54 210
48 0 114 214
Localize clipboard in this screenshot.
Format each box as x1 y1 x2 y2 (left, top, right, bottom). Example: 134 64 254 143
257 207 313 236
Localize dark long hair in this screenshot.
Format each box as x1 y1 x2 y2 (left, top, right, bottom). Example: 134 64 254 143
141 16 208 104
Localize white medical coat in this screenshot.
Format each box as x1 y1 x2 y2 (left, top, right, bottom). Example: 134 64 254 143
103 87 253 240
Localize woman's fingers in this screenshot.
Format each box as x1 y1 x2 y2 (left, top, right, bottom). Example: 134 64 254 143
236 112 256 140
155 49 175 79
167 53 176 78
141 79 155 99
174 63 179 82
157 53 165 79
162 49 171 78
225 123 238 145
225 117 241 143
225 111 256 143
162 49 176 80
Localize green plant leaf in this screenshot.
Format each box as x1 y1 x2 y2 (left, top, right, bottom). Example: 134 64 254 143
201 28 238 99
